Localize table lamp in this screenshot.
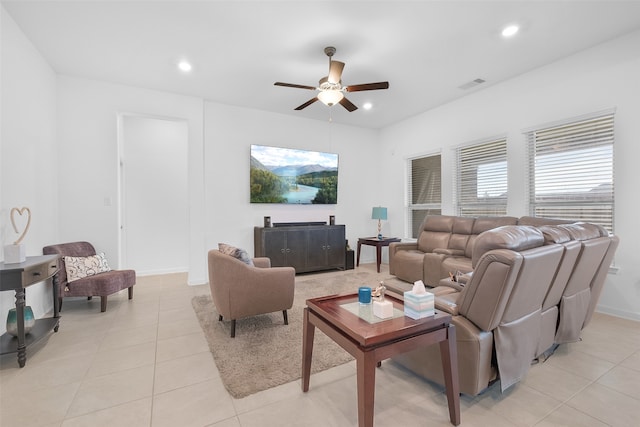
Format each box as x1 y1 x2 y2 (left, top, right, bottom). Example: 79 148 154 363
371 207 387 240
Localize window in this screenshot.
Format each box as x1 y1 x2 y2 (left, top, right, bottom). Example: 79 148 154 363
408 154 441 238
526 112 614 232
455 138 508 216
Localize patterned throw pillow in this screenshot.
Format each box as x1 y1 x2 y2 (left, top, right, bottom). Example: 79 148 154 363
65 253 111 283
218 243 254 266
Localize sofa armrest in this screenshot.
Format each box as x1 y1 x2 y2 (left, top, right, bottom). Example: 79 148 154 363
458 272 472 284
252 257 271 268
389 241 417 254
389 241 418 275
437 278 466 292
435 293 460 316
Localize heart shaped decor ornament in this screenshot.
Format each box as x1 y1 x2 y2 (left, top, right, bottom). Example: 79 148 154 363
10 207 31 245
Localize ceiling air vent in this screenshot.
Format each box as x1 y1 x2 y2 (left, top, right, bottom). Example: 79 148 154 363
458 78 486 90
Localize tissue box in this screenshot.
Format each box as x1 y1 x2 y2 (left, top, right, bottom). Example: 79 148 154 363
373 299 394 319
403 290 435 319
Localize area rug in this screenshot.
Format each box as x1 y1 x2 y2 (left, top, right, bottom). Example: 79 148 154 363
191 269 396 399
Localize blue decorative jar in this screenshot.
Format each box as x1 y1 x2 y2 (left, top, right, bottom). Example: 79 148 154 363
6 306 36 337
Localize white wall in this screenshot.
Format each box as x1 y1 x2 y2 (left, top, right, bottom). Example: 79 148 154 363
5 2 637 328
55 78 383 287
1 7 58 333
56 77 206 284
203 102 381 257
379 29 640 321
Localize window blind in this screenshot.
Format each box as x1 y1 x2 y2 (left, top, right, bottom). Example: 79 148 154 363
526 113 614 232
408 154 441 238
455 138 507 217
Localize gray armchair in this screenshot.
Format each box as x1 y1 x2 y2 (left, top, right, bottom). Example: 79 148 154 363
208 249 295 337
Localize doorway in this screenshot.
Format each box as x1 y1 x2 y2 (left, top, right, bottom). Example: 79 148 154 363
118 115 189 275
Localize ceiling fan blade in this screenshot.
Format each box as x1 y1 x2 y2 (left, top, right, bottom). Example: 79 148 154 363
274 82 317 90
328 61 345 84
339 97 358 112
345 82 389 92
294 97 319 110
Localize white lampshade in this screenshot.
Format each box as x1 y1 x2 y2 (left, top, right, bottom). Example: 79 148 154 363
317 90 344 106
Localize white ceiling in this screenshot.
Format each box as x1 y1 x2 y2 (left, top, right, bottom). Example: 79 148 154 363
4 1 640 129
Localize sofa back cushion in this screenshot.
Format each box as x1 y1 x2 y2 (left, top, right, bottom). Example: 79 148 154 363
518 216 574 226
500 244 563 324
460 228 555 329
465 216 518 258
471 225 542 268
448 217 475 252
538 225 572 244
559 222 607 240
417 215 455 253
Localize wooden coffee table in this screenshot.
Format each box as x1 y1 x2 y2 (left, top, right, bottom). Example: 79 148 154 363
302 293 460 427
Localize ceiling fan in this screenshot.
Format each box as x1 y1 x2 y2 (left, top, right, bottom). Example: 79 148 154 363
274 46 389 112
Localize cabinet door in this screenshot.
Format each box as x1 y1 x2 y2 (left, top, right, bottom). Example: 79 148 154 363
326 226 346 268
284 229 307 272
263 229 287 267
306 228 328 270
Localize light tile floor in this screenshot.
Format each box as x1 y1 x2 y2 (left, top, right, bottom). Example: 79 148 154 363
1 264 639 426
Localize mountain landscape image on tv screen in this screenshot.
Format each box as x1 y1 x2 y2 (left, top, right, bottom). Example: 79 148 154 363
250 144 338 204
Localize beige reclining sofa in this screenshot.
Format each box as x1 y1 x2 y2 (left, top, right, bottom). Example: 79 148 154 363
389 215 571 286
389 219 618 396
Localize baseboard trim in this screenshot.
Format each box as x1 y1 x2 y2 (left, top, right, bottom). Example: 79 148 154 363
135 267 187 276
595 304 640 322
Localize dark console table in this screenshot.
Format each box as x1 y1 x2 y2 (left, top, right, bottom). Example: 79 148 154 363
255 224 346 273
0 255 60 367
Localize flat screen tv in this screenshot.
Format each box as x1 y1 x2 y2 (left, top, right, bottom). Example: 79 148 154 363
250 144 339 204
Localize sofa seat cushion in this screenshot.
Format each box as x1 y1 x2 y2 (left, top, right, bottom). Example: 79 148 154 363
65 269 136 297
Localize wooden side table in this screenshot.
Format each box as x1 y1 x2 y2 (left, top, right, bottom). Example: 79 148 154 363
0 255 60 367
357 237 401 273
302 293 460 427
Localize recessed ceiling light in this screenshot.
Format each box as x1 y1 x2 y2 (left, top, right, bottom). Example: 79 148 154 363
502 25 519 38
363 102 372 110
177 60 192 72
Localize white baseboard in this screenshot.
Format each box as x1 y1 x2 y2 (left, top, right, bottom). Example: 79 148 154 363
595 304 640 322
135 267 188 276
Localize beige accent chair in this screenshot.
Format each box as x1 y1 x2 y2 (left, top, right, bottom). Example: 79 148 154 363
207 249 295 337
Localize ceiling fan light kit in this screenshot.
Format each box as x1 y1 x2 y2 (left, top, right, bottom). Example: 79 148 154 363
317 89 344 106
275 46 389 112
